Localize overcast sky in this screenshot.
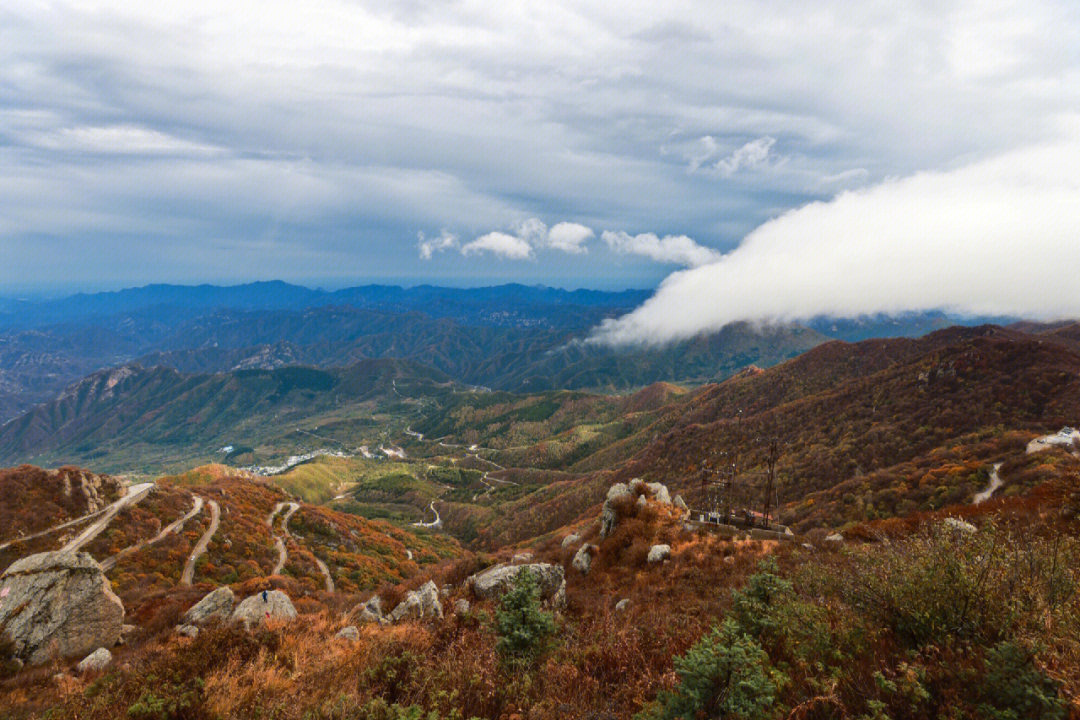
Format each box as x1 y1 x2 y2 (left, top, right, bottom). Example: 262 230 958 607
3 1 1079 308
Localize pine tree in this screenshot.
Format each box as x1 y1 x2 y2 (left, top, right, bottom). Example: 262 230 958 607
494 568 556 663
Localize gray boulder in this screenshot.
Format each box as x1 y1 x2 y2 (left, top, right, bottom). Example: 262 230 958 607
453 598 471 614
824 533 844 544
0 551 124 665
512 552 534 564
944 517 977 534
467 563 566 608
352 595 387 625
231 590 297 629
636 494 648 508
647 544 671 564
572 544 594 575
76 647 112 674
600 483 632 538
615 598 629 611
119 624 138 645
182 586 235 626
176 624 199 638
335 625 359 641
646 482 672 505
390 581 443 622
561 533 581 548
673 495 688 511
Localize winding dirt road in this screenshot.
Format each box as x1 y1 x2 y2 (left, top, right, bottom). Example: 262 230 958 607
60 483 155 553
313 556 335 593
268 502 299 575
412 498 443 529
181 499 220 585
973 463 1004 504
102 495 204 571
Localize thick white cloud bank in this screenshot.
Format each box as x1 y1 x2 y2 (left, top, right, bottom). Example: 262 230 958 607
592 137 1080 346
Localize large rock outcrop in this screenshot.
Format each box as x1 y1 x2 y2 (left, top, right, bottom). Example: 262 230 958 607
0 551 124 666
599 483 632 538
572 544 595 575
230 590 297 629
467 563 566 608
599 479 674 538
389 580 443 622
182 586 235 626
352 595 388 625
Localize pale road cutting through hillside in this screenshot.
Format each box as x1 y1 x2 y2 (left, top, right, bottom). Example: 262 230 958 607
101 495 204 571
269 502 299 575
313 556 335 593
973 463 1004 504
60 482 155 552
0 505 111 550
413 495 443 529
181 499 220 585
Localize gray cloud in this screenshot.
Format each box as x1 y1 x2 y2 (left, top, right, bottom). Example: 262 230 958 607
1 1 1079 288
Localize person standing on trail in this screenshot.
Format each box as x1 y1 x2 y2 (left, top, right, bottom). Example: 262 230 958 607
262 589 268 603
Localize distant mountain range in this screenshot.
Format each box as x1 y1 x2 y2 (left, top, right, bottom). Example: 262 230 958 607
0 281 1023 426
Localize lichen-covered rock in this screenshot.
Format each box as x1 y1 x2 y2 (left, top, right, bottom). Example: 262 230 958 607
467 563 566 608
176 624 199 638
231 590 297 629
824 533 844 544
615 598 629 611
647 544 671 564
646 482 672 505
599 483 632 538
182 586 235 626
512 552 534 564
561 533 581 548
390 581 443 622
76 647 111 674
335 625 359 641
572 544 594 575
352 595 387 625
0 551 124 665
453 598 470 614
944 517 977 534
673 495 688 511
119 624 138 645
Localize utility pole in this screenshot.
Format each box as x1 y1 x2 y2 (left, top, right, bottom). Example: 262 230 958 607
759 432 782 527
729 409 743 518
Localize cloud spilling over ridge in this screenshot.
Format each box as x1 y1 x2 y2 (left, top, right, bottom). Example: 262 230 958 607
592 137 1080 346
601 231 723 267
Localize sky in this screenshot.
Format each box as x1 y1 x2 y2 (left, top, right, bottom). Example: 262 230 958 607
2 1 1080 330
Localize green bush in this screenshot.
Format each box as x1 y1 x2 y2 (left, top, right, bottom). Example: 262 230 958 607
844 524 1027 647
637 619 783 720
976 641 1066 720
494 568 556 663
730 557 794 640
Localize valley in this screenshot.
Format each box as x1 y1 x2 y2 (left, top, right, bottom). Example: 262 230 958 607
2 300 1080 719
